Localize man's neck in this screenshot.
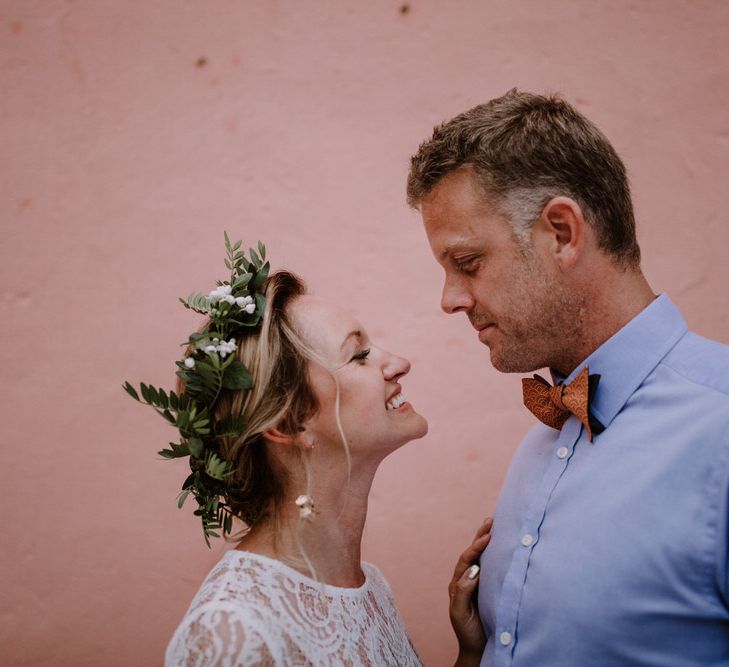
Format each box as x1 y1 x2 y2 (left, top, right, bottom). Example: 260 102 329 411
552 268 656 377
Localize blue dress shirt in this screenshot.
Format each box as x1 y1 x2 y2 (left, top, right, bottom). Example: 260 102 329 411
478 294 729 666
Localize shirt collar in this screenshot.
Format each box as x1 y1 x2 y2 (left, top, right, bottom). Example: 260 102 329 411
551 293 688 431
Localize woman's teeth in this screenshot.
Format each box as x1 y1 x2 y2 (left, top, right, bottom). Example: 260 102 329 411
386 393 406 411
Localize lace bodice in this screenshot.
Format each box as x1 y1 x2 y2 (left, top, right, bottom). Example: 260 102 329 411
165 550 422 666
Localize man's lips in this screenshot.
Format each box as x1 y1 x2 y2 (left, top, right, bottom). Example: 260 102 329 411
474 322 496 343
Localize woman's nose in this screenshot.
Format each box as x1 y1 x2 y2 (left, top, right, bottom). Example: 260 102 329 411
383 352 411 381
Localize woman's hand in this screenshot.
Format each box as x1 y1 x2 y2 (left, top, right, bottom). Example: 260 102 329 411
449 517 493 667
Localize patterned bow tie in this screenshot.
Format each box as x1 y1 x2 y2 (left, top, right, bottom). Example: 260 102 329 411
522 366 605 442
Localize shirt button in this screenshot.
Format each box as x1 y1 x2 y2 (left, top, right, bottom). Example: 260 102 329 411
521 533 534 547
556 446 569 459
499 631 512 646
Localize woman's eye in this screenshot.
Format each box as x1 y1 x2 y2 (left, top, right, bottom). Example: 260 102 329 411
351 348 370 363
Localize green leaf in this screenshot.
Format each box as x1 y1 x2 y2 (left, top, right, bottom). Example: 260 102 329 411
188 437 204 458
140 383 151 403
205 452 229 480
148 385 161 405
215 415 245 438
177 489 191 508
194 362 218 382
161 409 176 425
122 382 140 401
157 389 169 409
222 360 253 390
159 441 190 458
224 513 233 535
182 472 196 490
233 240 242 251
224 230 231 250
232 272 252 292
257 240 266 261
179 293 211 315
249 247 261 268
252 262 270 290
252 293 266 324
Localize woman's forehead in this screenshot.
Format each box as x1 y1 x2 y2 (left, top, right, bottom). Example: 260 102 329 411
288 295 363 355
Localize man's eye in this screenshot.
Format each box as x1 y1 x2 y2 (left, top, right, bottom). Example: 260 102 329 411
351 349 370 362
455 258 480 275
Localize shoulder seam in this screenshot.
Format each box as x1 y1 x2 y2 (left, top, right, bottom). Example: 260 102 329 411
660 357 729 399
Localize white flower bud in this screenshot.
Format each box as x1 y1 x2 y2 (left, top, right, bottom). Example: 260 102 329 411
184 357 195 369
245 303 256 314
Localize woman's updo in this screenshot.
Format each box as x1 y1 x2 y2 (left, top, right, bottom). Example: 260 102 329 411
205 271 318 528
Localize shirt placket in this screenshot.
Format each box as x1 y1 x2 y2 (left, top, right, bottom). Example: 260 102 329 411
491 419 582 667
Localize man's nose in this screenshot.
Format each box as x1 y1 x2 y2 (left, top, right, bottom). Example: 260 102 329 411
441 275 474 314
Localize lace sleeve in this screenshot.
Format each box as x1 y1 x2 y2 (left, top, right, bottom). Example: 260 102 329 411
165 602 277 667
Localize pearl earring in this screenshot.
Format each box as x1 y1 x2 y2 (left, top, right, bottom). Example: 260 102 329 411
295 494 315 519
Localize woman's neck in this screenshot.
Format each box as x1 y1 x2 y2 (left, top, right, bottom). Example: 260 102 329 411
236 459 380 588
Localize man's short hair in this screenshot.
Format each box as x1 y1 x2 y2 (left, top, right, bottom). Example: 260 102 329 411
407 89 641 268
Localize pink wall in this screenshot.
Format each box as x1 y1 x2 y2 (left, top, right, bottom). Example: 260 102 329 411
2 2 728 664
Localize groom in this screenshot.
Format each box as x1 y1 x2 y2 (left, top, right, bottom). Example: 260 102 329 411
408 90 729 666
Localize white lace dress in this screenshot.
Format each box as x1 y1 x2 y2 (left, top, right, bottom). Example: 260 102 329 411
165 550 422 666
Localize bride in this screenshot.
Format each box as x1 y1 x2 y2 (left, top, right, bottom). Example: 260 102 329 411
125 238 490 666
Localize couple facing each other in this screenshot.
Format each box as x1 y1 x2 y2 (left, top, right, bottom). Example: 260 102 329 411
129 90 729 666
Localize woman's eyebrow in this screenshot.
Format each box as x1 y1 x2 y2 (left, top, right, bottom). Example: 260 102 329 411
340 330 362 350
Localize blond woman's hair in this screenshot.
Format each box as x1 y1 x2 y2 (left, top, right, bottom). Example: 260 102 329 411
178 271 319 529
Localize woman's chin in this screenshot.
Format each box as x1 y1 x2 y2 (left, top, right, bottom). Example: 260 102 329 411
401 414 429 443
414 415 429 439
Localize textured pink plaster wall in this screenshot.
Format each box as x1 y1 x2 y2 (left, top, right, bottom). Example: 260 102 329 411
2 1 728 665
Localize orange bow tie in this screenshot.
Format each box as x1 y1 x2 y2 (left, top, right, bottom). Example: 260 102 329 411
522 366 605 441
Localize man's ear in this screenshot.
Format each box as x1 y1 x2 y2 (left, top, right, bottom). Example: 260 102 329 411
536 196 586 271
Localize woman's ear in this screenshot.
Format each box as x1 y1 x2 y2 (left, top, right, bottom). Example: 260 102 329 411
262 427 296 447
535 196 586 271
263 425 315 450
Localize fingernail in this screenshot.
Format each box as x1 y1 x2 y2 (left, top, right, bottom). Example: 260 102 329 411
467 564 480 580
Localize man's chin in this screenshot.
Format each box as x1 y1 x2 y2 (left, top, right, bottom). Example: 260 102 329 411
489 347 542 374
